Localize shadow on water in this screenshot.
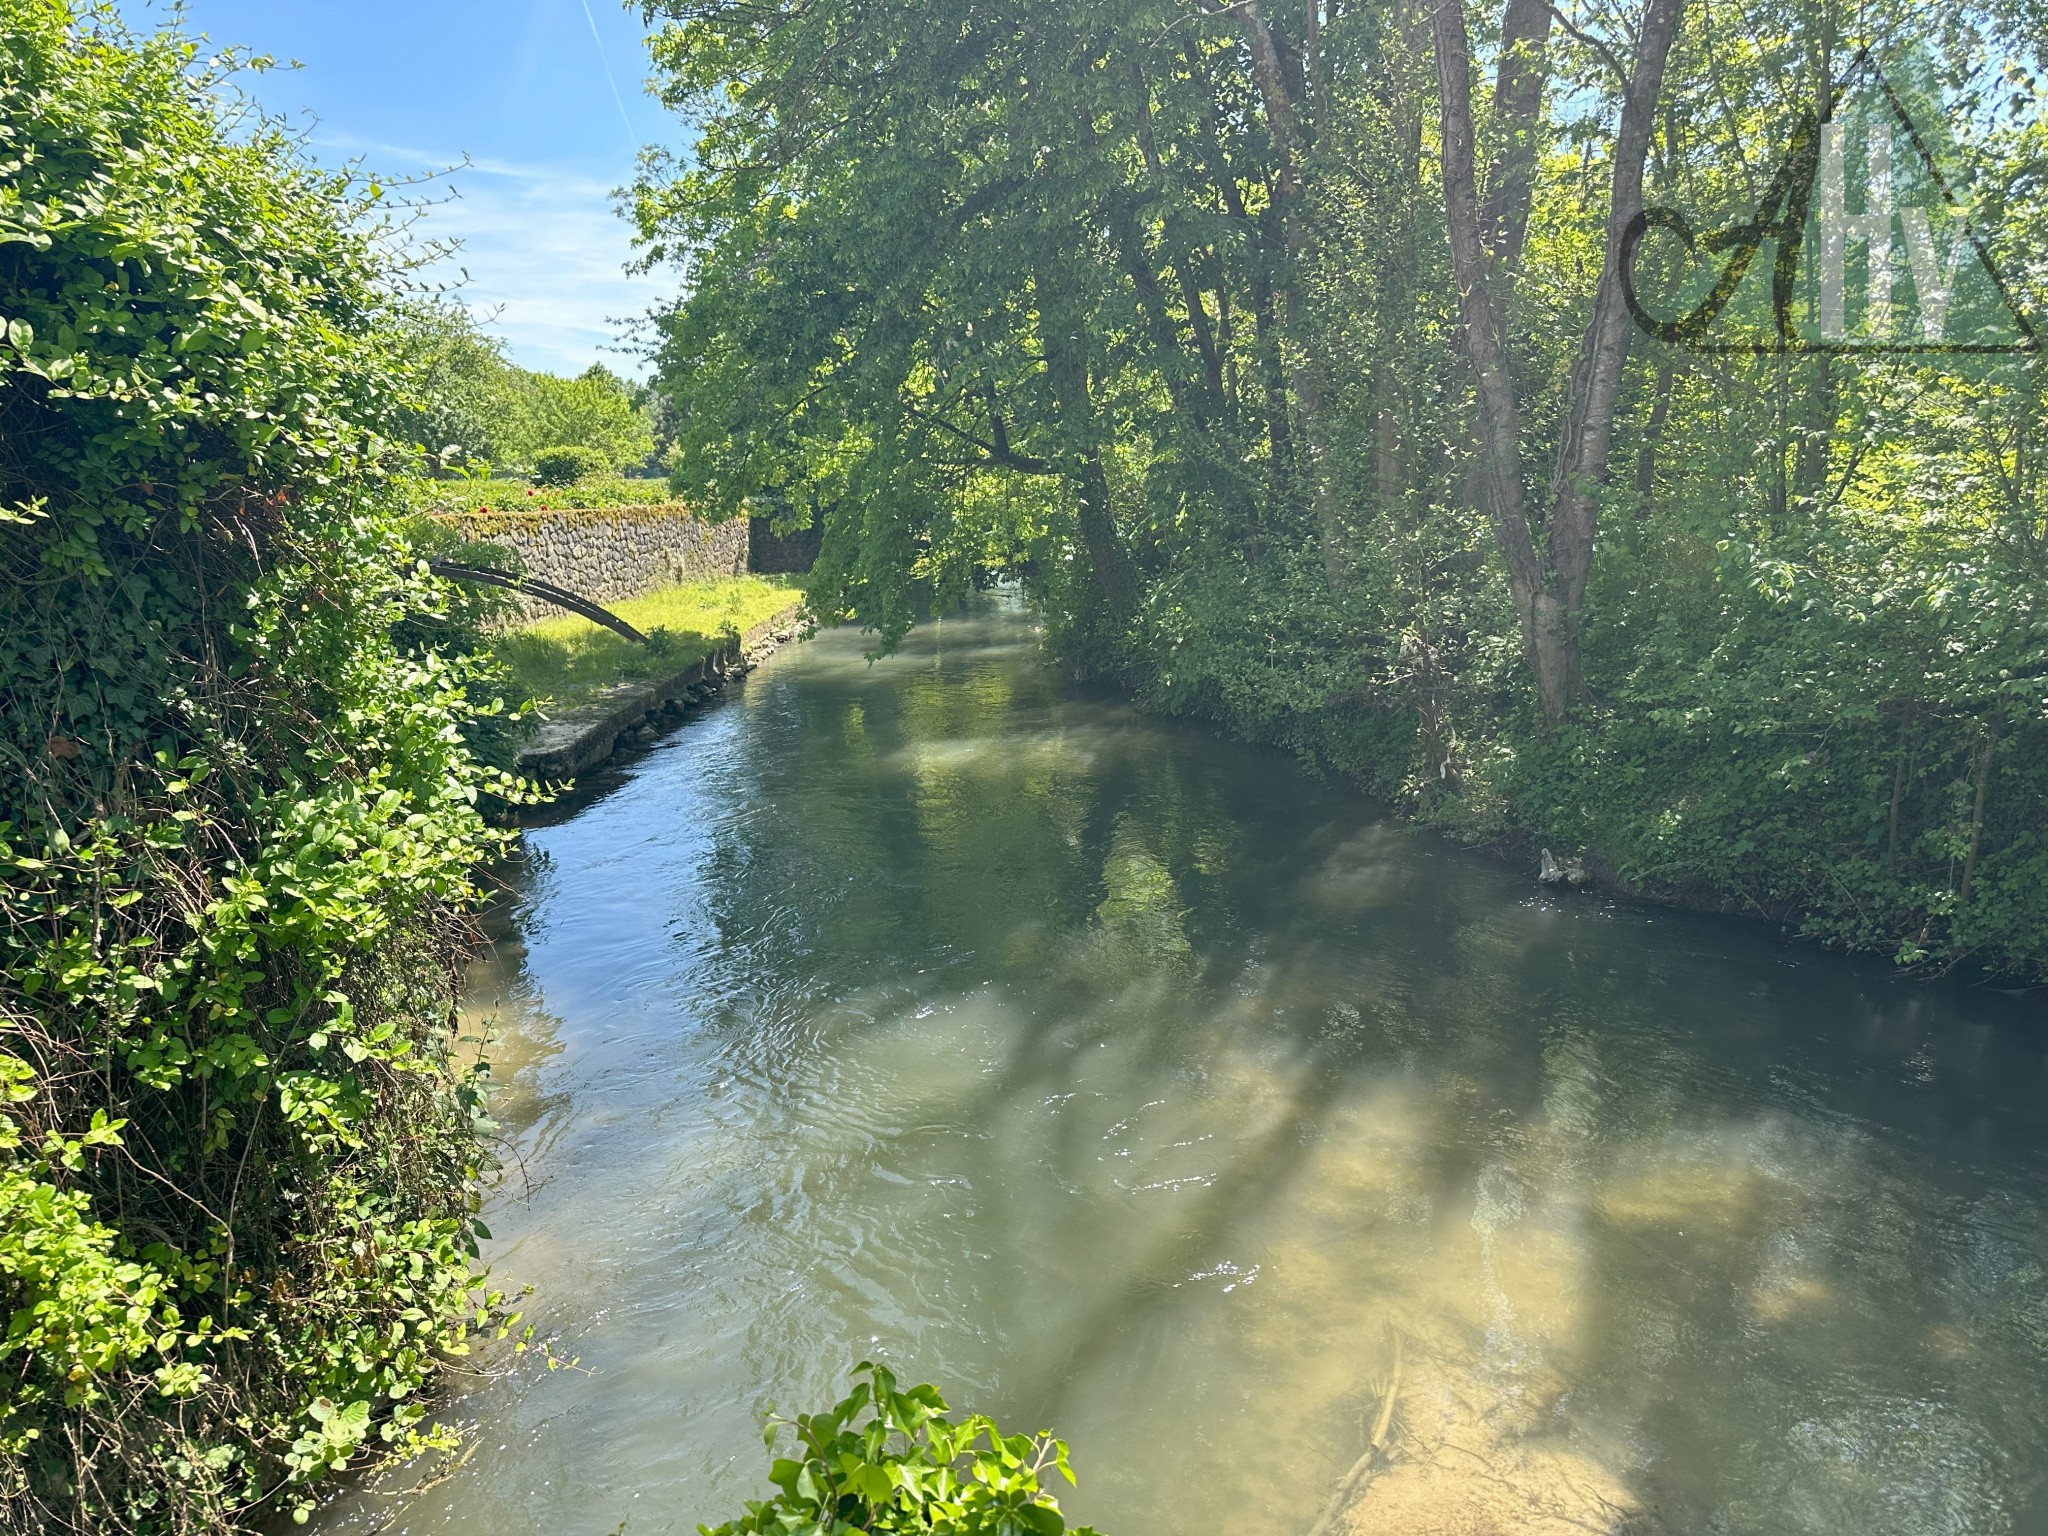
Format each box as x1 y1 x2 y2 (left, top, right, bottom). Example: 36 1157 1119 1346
308 594 2046 1536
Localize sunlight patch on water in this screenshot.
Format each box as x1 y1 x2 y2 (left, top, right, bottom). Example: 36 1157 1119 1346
303 601 2046 1536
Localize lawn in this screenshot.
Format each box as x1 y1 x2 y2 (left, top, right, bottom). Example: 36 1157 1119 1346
495 574 804 711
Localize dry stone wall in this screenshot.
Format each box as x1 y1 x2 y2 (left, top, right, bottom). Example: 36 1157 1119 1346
435 504 748 618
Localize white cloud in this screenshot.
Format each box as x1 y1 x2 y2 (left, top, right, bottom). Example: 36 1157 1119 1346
321 133 676 378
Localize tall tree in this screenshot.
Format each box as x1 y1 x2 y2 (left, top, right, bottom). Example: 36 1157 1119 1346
1430 0 1684 718
634 0 1334 657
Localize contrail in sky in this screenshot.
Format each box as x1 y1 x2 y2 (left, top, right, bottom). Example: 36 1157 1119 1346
579 0 640 157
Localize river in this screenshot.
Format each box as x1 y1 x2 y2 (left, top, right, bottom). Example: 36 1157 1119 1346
313 595 2046 1536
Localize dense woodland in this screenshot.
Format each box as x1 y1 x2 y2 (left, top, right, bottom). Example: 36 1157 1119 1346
633 0 2047 978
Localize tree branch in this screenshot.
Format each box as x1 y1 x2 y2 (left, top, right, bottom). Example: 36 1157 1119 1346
901 401 1056 477
1547 3 1632 102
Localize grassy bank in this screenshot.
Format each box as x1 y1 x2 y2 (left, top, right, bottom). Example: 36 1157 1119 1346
497 574 805 710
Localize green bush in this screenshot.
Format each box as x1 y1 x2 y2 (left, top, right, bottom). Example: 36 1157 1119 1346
0 5 529 1529
397 473 677 516
517 364 655 470
530 444 611 487
383 318 656 478
394 517 535 772
702 1362 1101 1536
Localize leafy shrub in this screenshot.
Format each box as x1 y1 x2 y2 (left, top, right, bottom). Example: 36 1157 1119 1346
0 6 531 1529
385 316 655 478
703 1362 1101 1536
394 517 535 771
531 444 611 487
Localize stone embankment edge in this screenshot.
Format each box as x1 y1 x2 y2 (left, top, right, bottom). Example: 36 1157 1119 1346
514 601 806 779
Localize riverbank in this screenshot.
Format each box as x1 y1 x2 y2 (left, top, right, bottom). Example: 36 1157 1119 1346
514 598 806 778
495 573 803 711
1126 616 2045 984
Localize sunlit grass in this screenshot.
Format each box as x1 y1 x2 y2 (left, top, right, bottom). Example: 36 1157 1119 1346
495 574 804 710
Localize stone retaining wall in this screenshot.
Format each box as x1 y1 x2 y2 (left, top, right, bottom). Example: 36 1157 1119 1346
435 504 748 618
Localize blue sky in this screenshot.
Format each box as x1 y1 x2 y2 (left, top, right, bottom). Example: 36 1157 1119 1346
123 1 685 376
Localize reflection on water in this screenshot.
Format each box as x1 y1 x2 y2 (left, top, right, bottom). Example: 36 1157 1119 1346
313 596 2047 1536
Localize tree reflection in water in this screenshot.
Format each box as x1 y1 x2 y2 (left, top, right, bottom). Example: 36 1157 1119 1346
308 596 2046 1536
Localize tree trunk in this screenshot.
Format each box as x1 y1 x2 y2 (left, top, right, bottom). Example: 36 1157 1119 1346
1130 65 1226 413
1372 0 1430 519
1432 0 1685 720
1073 446 1134 615
1038 262 1136 615
1248 230 1294 516
1543 0 1684 672
1182 34 1283 472
1958 724 1999 907
1234 1 1344 585
1105 189 1202 424
1237 1 1304 223
1794 355 1834 505
1375 395 1402 508
1429 0 1547 682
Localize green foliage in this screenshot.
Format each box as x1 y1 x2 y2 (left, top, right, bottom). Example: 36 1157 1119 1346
0 5 533 1528
388 298 531 472
383 307 654 477
702 1362 1101 1536
531 443 612 487
396 473 677 515
633 0 1290 668
518 365 655 471
393 516 534 772
637 0 2046 977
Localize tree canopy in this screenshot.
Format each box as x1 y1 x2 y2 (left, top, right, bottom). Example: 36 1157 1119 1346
390 300 655 474
634 0 2046 975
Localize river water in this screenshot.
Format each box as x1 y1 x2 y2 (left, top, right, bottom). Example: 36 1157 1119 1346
316 596 2046 1536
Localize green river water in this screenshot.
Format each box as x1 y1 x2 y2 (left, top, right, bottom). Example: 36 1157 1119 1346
312 596 2046 1536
